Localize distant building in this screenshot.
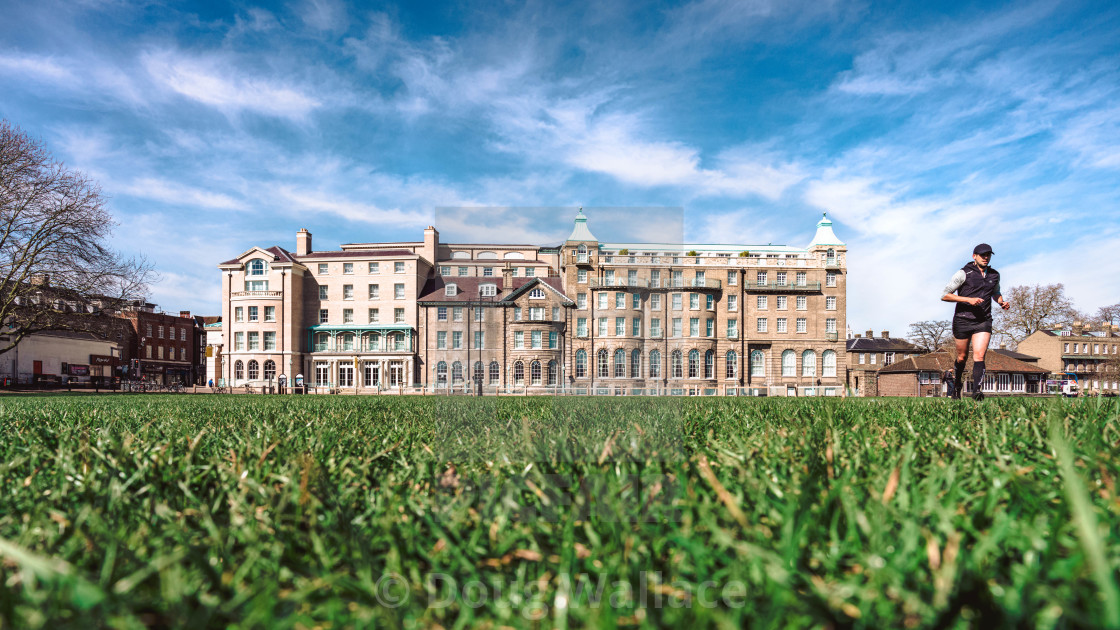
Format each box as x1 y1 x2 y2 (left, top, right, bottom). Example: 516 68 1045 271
845 330 927 396
1017 322 1120 395
119 305 197 385
199 316 222 386
877 350 1048 397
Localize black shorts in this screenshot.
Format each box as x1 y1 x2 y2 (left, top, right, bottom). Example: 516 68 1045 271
953 317 992 339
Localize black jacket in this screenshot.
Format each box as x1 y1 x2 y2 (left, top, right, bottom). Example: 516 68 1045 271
953 261 1001 322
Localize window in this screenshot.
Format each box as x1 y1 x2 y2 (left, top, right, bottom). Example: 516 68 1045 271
158 325 164 339
248 259 268 275
394 284 405 299
616 317 625 336
650 350 662 378
757 296 768 310
632 293 641 309
615 349 626 378
690 317 699 337
453 307 463 322
578 269 588 283
369 262 379 274
264 360 276 380
631 350 641 378
576 350 587 378
577 318 588 336
578 293 587 309
651 294 661 310
651 270 661 288
436 331 447 349
704 350 714 379
314 362 329 386
672 294 682 310
823 351 836 377
553 307 560 321
751 350 765 377
530 288 545 299
651 318 662 337
524 267 535 277
690 293 699 310
826 272 836 287
549 331 557 349
514 331 524 349
245 279 268 291
339 333 354 351
826 296 836 310
776 296 787 310
757 318 768 333
344 263 354 275
802 350 816 377
319 286 329 300
826 318 837 333
884 352 895 365
530 360 541 385
616 293 625 309
343 285 354 300
234 360 244 381
452 331 463 349
440 266 451 275
343 308 354 323
437 307 448 322
234 307 243 323
726 351 738 379
777 317 787 333
782 350 795 377
490 361 501 384
688 350 699 378
599 317 608 336
395 262 405 273
249 307 260 322
728 295 737 311
706 294 714 310
859 353 865 364
474 331 484 349
248 331 259 350
672 318 682 337
532 330 542 349
628 270 638 286
796 318 807 333
369 284 379 299
457 267 468 277
776 272 787 286
319 309 329 324
871 353 877 364
672 350 683 379
436 362 447 386
480 284 497 297
368 308 379 323
756 271 767 286
796 296 807 310
599 293 608 310
514 307 522 321
264 332 276 351
598 349 609 378
265 306 275 322
728 271 737 286
632 317 641 336
318 263 328 275
795 272 806 286
147 346 153 359
394 308 404 324
727 319 738 338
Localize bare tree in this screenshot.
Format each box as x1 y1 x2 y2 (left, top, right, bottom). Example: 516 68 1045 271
993 283 1077 345
906 319 950 352
1098 302 1120 327
0 119 153 356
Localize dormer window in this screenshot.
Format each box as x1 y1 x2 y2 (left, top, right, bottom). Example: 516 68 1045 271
529 288 545 299
445 283 458 297
248 259 268 275
480 284 497 297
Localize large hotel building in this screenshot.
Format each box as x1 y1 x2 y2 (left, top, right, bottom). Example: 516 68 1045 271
218 210 847 395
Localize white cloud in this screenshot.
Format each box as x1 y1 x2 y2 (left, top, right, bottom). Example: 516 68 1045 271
119 177 245 210
0 52 74 82
299 0 349 33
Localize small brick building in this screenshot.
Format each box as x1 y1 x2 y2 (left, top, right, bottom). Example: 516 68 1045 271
877 350 1049 397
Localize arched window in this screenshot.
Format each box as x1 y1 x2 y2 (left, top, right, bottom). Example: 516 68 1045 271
436 361 447 386
726 351 738 379
547 360 557 386
688 350 699 378
823 350 836 377
264 360 276 381
704 350 714 379
234 360 244 381
598 349 609 378
631 349 641 379
452 361 464 384
827 248 835 259
578 244 587 253
751 350 765 377
247 360 259 380
514 361 525 385
576 350 587 378
671 350 683 379
489 361 500 384
782 350 796 377
802 350 816 377
614 349 626 377
247 259 268 275
340 333 355 351
474 361 484 384
531 360 542 385
649 350 661 378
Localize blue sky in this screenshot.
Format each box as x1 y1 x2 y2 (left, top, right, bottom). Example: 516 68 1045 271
2 0 1118 336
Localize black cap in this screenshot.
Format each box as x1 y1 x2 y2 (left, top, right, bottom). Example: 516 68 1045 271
973 243 994 255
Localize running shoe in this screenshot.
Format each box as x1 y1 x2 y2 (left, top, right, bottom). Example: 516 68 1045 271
972 390 984 402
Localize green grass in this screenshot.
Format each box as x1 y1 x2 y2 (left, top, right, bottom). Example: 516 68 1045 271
1 394 1119 629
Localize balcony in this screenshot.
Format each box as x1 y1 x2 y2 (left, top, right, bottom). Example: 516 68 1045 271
589 277 650 289
743 281 822 293
826 331 838 341
231 290 283 299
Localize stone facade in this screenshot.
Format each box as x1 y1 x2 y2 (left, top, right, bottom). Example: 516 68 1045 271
1017 323 1120 395
217 211 849 395
844 331 927 396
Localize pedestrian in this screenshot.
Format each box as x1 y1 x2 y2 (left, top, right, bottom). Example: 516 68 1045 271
941 243 1011 400
208 378 213 388
943 368 954 398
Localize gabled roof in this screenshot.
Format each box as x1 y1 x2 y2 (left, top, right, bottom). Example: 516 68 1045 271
417 276 567 304
502 277 574 305
219 245 297 266
846 337 927 352
879 350 1048 375
990 348 1039 362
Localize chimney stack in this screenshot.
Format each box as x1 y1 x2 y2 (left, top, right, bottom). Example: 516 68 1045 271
30 274 50 287
1073 320 1083 336
854 333 861 338
422 226 439 267
1000 342 1007 350
502 264 513 291
296 229 312 256
881 331 889 339
865 329 873 338
180 310 191 319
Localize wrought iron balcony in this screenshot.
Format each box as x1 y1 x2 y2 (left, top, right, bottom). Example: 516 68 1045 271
743 281 822 293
